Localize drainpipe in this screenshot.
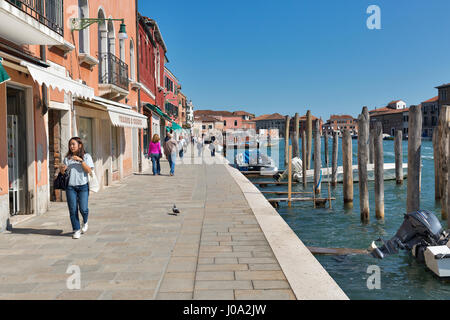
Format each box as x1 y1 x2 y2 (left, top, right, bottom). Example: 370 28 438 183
136 0 142 173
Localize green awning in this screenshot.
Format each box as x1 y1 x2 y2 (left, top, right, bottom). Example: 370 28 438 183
171 121 182 130
0 58 11 84
144 103 171 122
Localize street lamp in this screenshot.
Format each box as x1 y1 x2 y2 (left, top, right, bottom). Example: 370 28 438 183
70 17 128 39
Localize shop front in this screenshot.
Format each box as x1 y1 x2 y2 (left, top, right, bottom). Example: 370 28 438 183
0 53 51 231
74 97 147 189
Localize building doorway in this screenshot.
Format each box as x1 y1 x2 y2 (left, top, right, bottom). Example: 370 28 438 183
7 87 29 215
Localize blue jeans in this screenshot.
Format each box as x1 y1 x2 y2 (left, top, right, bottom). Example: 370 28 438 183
179 149 184 158
150 153 161 175
168 152 176 174
66 183 89 231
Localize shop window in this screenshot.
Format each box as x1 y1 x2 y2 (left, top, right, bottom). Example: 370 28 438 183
77 117 93 155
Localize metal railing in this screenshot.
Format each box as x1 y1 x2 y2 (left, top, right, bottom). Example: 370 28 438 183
6 0 64 36
99 52 129 91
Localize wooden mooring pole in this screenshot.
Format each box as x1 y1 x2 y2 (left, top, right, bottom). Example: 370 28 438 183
288 145 292 208
438 106 449 220
323 131 331 208
285 115 290 167
448 134 450 229
293 113 300 158
302 130 307 188
331 131 338 187
234 137 238 166
395 130 403 184
369 128 375 164
374 122 384 219
407 105 422 213
324 131 329 168
306 110 312 170
342 129 353 206
363 107 370 163
314 119 321 195
433 130 440 200
358 107 370 222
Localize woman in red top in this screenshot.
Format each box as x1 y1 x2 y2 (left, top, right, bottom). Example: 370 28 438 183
148 134 162 175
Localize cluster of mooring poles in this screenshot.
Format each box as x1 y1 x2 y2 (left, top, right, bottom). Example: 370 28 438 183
267 110 334 208
234 105 450 229
344 105 449 225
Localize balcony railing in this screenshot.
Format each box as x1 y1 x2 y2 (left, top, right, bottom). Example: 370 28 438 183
6 0 64 36
99 52 129 91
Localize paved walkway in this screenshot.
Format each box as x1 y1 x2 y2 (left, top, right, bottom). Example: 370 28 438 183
0 156 296 299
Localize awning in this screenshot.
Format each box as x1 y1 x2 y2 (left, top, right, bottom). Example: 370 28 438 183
21 61 94 100
93 98 147 129
0 57 10 84
171 121 182 130
144 103 172 122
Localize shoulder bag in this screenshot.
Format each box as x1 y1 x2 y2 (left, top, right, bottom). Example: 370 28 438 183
54 171 70 190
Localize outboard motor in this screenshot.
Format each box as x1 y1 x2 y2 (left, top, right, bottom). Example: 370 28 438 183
369 210 449 262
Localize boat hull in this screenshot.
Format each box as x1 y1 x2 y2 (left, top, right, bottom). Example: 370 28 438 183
295 163 408 183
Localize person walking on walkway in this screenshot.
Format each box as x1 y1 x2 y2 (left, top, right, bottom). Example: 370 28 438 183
164 133 178 176
178 135 186 159
60 137 95 239
210 135 216 157
148 134 162 175
197 136 203 158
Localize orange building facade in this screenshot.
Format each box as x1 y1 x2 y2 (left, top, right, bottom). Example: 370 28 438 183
0 0 148 231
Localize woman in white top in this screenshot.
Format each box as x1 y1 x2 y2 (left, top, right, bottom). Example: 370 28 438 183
60 137 95 239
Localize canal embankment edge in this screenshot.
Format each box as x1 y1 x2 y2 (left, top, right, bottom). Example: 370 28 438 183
223 163 349 300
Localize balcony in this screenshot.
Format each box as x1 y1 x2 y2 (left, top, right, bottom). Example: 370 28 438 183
98 52 129 100
0 0 65 45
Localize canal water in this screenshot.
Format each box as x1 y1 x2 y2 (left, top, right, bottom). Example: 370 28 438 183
248 138 450 300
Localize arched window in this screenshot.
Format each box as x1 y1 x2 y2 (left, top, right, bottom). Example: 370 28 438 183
130 39 135 81
78 0 89 53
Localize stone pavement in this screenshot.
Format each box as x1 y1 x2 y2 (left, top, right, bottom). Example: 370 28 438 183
0 157 296 300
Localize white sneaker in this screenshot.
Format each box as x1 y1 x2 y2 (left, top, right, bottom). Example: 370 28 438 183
73 230 81 239
81 223 88 234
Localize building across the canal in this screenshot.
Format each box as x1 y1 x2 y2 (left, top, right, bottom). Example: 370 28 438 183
322 114 358 136
421 96 439 138
369 100 408 136
253 113 286 136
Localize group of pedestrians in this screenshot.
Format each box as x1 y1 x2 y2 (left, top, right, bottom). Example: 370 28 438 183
59 132 211 240
147 131 187 176
196 134 217 158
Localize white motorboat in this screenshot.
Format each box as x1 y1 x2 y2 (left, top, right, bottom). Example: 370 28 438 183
292 163 408 183
235 152 278 175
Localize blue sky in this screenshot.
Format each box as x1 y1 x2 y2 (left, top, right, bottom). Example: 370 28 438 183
139 0 450 120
